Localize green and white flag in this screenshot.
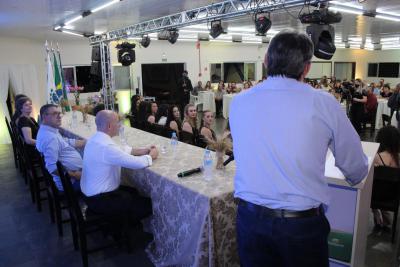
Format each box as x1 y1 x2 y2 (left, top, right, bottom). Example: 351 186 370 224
46 49 58 104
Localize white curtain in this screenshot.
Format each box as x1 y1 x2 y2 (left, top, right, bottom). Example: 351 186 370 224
0 65 10 144
9 64 41 120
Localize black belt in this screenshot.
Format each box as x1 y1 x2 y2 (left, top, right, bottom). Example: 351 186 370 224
238 199 323 218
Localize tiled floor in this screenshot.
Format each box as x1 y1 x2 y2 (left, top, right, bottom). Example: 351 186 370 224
0 121 398 267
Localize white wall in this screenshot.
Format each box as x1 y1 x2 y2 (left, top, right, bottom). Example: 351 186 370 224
0 37 91 112
107 40 400 92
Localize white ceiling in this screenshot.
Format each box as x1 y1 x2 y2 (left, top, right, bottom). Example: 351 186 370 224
1 0 400 49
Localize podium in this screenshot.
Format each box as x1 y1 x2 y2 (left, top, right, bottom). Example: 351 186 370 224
326 142 379 267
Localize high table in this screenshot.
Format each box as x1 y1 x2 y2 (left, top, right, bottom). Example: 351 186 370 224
197 91 216 113
375 98 390 129
222 94 235 119
61 111 378 267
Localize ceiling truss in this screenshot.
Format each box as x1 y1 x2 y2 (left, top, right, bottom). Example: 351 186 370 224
89 0 329 44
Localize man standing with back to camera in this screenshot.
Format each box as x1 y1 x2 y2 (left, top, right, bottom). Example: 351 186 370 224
230 31 368 267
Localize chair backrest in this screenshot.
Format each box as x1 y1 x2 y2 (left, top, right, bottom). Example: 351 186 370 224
56 161 84 224
38 153 61 197
19 136 42 177
5 117 16 144
382 114 391 126
180 131 195 145
147 123 165 136
371 166 400 211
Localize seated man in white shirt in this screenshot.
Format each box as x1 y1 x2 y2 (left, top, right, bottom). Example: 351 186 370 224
36 104 85 191
81 110 158 234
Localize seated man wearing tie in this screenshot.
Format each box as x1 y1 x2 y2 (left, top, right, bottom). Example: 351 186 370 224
81 110 158 235
36 104 85 191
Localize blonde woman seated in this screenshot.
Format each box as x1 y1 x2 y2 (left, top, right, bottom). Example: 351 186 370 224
373 126 400 230
198 110 216 148
181 104 199 145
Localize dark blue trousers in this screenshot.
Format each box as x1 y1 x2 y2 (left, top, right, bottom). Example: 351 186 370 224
237 201 330 267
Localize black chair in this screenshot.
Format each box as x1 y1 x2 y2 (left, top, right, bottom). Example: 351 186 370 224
382 109 396 127
56 162 121 267
20 137 48 212
370 166 400 243
10 120 27 181
5 117 19 169
179 131 195 145
37 154 71 236
147 123 165 136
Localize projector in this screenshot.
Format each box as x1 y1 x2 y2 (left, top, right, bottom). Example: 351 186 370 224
299 9 342 24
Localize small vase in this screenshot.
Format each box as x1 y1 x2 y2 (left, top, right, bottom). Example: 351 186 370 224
215 150 225 169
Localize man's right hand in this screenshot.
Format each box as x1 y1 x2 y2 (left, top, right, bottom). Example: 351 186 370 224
149 147 159 160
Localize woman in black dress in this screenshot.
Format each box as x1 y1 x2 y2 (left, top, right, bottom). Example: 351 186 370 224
181 104 199 145
198 110 216 147
165 105 182 137
15 97 38 146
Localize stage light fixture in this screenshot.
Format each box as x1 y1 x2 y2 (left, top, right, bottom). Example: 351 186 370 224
140 35 151 48
210 20 224 39
301 7 342 60
116 42 135 66
254 13 272 36
168 29 179 44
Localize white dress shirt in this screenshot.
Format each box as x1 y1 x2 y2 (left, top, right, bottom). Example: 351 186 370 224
81 131 152 197
36 124 82 191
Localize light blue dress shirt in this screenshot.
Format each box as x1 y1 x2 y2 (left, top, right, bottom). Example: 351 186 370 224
230 76 368 211
36 124 83 191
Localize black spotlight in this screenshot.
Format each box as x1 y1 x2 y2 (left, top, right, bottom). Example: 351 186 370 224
255 13 271 36
300 7 342 60
210 20 224 39
116 42 135 66
140 35 151 48
306 24 336 60
168 29 179 44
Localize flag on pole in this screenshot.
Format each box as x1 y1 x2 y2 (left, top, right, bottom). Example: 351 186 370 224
55 47 71 111
53 53 63 102
46 45 58 104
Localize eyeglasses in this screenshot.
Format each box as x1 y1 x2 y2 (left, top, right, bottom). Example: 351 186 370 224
45 111 62 117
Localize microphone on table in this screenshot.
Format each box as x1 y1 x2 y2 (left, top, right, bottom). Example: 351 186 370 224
223 154 234 166
177 167 203 178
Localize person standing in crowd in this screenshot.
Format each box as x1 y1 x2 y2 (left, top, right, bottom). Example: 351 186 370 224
350 79 367 133
193 81 203 96
36 104 85 191
381 84 393 98
373 126 400 230
81 110 158 238
215 81 226 118
230 30 368 267
204 81 212 91
177 70 193 115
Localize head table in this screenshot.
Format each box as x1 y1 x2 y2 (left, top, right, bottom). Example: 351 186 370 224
60 111 240 267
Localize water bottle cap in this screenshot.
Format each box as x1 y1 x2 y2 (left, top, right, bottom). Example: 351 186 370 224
172 132 177 137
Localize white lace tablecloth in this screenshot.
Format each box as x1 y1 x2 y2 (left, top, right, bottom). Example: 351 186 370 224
198 91 216 113
60 112 239 267
375 98 390 129
223 94 235 119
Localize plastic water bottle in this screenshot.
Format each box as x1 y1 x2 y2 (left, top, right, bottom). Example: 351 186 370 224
203 149 213 181
119 126 127 145
71 111 78 128
170 132 178 151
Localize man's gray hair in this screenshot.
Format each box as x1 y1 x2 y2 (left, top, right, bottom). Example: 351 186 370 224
265 30 314 80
